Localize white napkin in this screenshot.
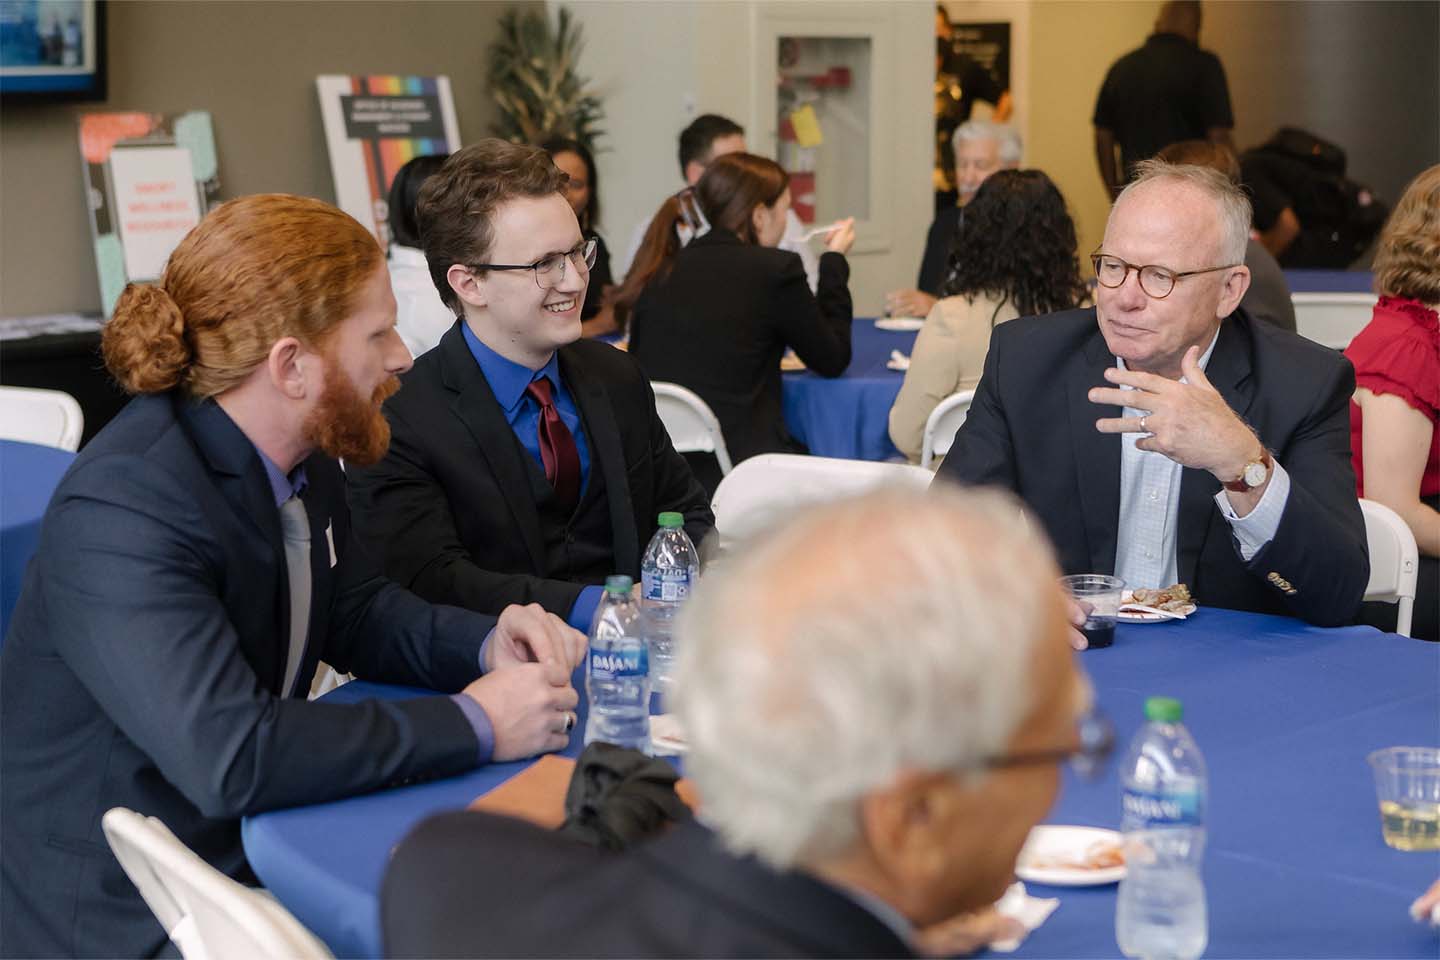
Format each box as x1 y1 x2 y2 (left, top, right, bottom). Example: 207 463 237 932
990 882 1060 953
886 349 910 371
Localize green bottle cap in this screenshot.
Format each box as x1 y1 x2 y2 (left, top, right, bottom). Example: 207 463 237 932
658 512 684 528
604 575 633 595
1144 696 1183 723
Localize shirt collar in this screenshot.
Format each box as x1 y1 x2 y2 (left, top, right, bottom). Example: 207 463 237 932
1116 325 1221 383
254 445 307 507
460 321 562 415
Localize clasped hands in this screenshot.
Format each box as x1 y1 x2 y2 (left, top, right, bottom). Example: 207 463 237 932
1087 345 1264 489
463 603 588 762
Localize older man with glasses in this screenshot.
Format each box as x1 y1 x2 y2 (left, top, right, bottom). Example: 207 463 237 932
383 486 1099 958
936 160 1368 638
347 139 712 632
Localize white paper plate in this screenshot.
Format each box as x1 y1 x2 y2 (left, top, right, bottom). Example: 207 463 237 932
649 713 687 755
874 316 925 332
1015 825 1126 887
1117 592 1197 623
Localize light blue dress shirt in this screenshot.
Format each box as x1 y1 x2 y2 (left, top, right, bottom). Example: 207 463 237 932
1114 330 1291 591
461 323 603 631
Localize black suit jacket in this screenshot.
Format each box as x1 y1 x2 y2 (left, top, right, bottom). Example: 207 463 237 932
382 812 916 958
935 308 1369 626
628 228 853 463
346 325 712 619
0 393 489 958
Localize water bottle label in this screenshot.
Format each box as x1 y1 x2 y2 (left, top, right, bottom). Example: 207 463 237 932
642 570 691 603
589 645 648 680
1122 786 1202 827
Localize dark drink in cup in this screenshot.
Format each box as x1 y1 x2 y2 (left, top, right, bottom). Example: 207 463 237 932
1082 615 1117 649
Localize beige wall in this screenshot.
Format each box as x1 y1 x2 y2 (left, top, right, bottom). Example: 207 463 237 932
0 0 531 318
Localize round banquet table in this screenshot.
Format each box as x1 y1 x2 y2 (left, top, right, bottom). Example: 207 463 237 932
0 439 76 640
1283 269 1374 294
243 609 1439 959
781 318 918 461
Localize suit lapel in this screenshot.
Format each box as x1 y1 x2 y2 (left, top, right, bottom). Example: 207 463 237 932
559 346 639 572
1176 317 1254 585
179 396 289 691
1066 331 1123 574
438 326 547 571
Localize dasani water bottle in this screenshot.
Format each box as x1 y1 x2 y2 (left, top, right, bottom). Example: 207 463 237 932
584 575 650 752
639 512 698 692
1116 696 1208 960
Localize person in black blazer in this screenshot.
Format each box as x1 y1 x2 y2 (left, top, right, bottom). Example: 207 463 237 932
936 162 1368 632
622 152 855 472
0 195 583 958
346 141 711 633
382 488 1086 959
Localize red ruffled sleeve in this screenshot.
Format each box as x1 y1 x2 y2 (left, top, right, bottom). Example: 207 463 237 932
1345 296 1440 416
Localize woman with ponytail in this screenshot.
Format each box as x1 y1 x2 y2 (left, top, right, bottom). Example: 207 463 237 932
623 152 855 475
1 194 586 958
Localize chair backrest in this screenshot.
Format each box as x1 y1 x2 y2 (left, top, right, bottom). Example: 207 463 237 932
651 381 733 474
0 386 83 451
919 389 976 469
1358 498 1419 637
1292 292 1377 350
101 808 332 960
710 453 934 550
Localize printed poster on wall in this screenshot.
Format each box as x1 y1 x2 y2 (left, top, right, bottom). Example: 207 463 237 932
316 74 461 247
76 111 220 317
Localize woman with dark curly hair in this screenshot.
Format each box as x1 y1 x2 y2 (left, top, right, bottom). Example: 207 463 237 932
889 169 1087 462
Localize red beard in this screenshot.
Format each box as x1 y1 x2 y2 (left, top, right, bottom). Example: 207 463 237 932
303 360 401 467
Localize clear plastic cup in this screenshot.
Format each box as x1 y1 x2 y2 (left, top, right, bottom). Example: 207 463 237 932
1368 746 1440 851
1061 574 1125 649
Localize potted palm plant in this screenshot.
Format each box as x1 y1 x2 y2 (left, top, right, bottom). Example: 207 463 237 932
487 5 605 151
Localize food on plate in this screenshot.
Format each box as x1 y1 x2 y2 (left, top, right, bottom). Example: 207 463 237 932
1127 583 1194 612
1025 839 1125 872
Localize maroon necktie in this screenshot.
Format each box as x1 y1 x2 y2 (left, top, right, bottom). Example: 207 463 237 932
525 376 581 511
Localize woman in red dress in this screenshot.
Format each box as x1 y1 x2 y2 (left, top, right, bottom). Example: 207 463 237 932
1345 164 1440 641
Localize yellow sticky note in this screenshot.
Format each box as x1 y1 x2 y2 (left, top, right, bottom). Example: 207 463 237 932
790 104 823 148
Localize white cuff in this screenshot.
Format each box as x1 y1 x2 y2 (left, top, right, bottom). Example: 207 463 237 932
1214 459 1291 560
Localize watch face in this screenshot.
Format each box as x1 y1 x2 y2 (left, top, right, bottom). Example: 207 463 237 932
1244 461 1268 487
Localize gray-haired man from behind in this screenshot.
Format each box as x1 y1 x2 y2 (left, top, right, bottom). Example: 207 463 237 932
382 487 1094 957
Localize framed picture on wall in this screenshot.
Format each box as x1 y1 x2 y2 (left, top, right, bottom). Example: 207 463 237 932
0 0 106 101
316 74 462 247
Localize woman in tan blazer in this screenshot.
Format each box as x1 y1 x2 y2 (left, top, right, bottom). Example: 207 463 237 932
889 170 1089 462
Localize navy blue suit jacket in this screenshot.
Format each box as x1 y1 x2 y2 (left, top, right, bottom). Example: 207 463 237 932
0 393 490 958
935 308 1369 627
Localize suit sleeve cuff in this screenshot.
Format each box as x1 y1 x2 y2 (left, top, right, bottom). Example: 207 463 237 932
448 694 495 765
1215 459 1292 561
568 586 603 633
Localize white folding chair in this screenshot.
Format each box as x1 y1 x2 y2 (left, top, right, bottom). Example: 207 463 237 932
1358 498 1419 637
710 453 934 551
0 386 83 451
919 389 976 469
651 381 733 475
101 807 332 960
1292 292 1377 350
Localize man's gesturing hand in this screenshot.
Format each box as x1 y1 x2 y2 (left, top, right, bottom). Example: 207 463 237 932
463 662 578 762
485 603 587 672
1089 345 1263 483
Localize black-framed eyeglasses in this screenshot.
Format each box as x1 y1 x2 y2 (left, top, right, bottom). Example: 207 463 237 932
1090 251 1240 300
981 709 1116 781
470 236 598 289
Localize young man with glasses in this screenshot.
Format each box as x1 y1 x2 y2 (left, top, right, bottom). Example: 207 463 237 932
347 140 712 631
936 160 1368 635
383 487 1098 958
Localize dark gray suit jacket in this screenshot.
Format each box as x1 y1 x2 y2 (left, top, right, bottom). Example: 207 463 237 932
935 307 1368 626
0 393 489 958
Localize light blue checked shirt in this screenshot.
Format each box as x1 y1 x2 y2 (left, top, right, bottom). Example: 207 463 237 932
1114 330 1291 590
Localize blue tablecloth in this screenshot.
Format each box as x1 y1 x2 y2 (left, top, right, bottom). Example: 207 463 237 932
1284 269 1374 294
1 439 75 639
243 610 1439 959
781 318 917 461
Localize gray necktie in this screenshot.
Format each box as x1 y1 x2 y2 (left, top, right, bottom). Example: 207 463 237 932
279 495 312 698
